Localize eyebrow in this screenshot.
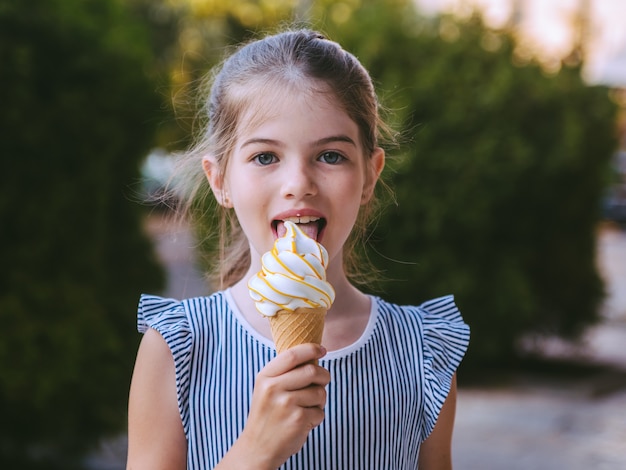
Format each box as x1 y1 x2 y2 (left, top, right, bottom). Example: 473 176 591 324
239 138 282 149
313 135 357 147
240 134 357 149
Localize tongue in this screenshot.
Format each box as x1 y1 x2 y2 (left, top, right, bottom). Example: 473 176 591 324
276 221 319 240
298 222 319 240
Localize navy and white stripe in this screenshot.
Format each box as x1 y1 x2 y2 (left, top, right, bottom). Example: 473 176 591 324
138 291 469 469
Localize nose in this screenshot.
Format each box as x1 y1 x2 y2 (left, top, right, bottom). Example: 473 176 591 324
280 160 318 199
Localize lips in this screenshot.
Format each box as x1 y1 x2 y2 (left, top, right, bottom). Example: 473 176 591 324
272 213 327 241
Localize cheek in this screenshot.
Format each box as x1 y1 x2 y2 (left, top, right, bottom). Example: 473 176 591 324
327 191 362 247
343 173 369 208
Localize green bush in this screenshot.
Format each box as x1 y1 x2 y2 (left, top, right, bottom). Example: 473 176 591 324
0 0 164 466
328 10 618 367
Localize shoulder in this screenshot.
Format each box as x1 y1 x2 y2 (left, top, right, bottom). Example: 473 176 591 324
381 295 469 440
134 291 230 435
375 295 467 332
381 294 469 350
371 295 469 361
377 294 457 315
138 291 229 336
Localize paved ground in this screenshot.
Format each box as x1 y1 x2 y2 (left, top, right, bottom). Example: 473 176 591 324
454 386 626 469
85 217 626 469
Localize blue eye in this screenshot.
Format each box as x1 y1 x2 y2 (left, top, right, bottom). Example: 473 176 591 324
319 151 344 164
253 153 277 165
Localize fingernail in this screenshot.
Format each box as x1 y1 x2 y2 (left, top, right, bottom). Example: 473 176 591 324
319 345 327 356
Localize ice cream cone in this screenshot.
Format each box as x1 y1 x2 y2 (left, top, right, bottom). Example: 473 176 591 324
248 221 334 364
269 306 327 362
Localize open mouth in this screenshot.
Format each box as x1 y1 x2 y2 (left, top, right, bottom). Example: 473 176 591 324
273 216 327 241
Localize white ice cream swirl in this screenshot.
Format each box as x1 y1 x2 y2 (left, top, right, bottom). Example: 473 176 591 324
248 221 335 316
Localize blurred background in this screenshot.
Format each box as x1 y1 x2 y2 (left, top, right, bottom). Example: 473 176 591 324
1 0 625 468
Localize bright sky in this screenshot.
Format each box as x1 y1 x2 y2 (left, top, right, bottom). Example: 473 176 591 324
414 0 626 86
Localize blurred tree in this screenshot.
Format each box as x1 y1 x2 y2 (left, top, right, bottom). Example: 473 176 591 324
0 0 163 467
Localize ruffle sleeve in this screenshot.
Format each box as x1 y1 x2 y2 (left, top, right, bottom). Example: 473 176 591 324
418 295 470 440
137 294 192 435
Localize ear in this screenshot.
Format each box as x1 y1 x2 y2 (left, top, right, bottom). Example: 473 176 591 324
202 155 232 208
361 147 385 204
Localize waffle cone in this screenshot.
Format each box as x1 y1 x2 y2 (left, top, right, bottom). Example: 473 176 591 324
269 307 327 356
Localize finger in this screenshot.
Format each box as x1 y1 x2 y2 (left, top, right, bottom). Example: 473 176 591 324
257 362 330 398
262 343 327 377
282 399 326 431
285 363 331 391
293 384 327 409
272 383 327 411
299 404 326 430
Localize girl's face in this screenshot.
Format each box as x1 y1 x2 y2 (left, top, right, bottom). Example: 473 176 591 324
204 86 384 274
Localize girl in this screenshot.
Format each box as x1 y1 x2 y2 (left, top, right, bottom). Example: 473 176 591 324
127 29 469 469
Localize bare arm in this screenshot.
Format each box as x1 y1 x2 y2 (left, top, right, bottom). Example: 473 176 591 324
128 333 327 469
418 374 458 470
127 328 187 470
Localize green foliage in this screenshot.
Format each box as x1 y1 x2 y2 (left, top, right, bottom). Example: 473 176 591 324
326 9 618 366
0 0 164 466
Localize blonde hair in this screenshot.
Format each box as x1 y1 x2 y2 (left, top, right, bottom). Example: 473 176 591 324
170 29 392 290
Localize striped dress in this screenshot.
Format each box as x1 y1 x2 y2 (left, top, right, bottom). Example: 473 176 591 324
138 290 470 469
